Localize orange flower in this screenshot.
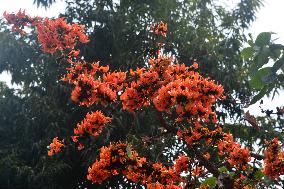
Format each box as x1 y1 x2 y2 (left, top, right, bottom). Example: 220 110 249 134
150 21 168 37
190 62 199 70
3 9 37 34
74 111 111 138
77 143 84 151
47 137 64 156
218 133 251 170
36 17 89 53
263 138 284 179
203 152 210 160
99 65 109 73
87 143 189 187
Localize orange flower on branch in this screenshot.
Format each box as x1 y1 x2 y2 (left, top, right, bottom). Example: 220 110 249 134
37 17 89 53
103 71 127 90
63 60 100 83
150 21 168 37
3 10 89 53
87 143 190 188
218 133 251 170
3 9 37 34
47 137 64 156
244 111 260 131
74 110 111 138
263 138 284 179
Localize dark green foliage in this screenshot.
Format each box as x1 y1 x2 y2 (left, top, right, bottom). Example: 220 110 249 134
33 0 56 8
241 32 284 104
0 21 88 188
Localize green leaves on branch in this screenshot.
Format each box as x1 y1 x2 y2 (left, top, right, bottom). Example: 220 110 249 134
218 166 229 173
33 0 56 7
201 177 217 187
249 67 272 89
255 32 271 47
254 170 265 180
250 85 272 105
126 145 132 158
241 47 254 60
241 32 284 104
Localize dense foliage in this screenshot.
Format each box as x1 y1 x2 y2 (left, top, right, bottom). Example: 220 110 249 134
242 32 284 104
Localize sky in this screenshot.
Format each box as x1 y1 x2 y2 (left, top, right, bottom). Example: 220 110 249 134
0 0 66 17
0 0 283 114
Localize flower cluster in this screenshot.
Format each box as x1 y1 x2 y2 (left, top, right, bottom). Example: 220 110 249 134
218 133 251 170
70 74 118 106
74 110 111 138
47 137 64 156
87 142 146 184
154 78 223 123
3 9 38 34
177 123 222 146
63 54 224 125
37 17 89 53
263 138 284 179
121 56 224 125
120 69 160 111
3 11 89 53
87 142 190 188
4 12 223 124
150 21 168 37
63 59 126 106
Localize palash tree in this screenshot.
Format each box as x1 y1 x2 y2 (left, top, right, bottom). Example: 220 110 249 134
2 9 284 189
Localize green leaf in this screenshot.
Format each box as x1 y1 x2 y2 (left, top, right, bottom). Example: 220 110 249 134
255 32 271 47
248 39 254 46
254 170 265 180
218 166 228 173
270 49 281 60
241 47 253 60
256 46 270 69
271 57 284 72
269 44 284 51
126 145 132 158
278 74 284 83
250 85 269 105
262 72 277 83
202 177 217 187
250 67 271 89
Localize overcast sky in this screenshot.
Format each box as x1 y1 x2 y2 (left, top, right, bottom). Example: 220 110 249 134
0 0 66 17
0 0 283 113
0 0 283 39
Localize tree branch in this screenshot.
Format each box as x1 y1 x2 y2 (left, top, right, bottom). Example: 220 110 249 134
191 146 220 177
155 110 178 133
251 153 264 160
155 110 221 178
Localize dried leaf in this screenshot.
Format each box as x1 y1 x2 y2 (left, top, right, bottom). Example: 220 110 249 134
244 111 260 131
